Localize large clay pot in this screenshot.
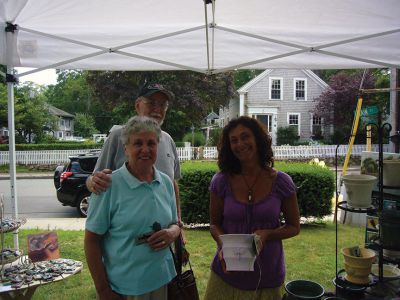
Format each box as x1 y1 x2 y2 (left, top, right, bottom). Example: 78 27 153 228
383 160 400 187
285 280 324 300
342 175 377 208
341 247 376 284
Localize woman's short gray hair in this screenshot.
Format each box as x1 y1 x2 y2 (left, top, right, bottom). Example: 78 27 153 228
121 116 161 145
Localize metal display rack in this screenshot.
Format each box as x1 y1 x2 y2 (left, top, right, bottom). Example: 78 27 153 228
334 117 400 299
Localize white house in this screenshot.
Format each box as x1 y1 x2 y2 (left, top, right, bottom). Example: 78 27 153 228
48 105 75 140
219 69 331 144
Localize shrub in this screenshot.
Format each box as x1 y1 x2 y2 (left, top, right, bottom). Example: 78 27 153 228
182 131 206 147
207 128 222 146
277 126 299 145
175 141 186 147
179 161 334 224
0 143 103 151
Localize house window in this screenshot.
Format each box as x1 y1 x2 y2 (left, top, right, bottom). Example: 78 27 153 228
294 78 306 100
60 119 65 127
269 78 282 100
312 115 323 137
288 113 300 136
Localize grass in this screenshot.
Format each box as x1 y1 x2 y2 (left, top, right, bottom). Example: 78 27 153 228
2 222 366 299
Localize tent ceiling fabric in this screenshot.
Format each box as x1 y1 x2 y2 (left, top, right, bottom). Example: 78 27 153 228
1 0 400 75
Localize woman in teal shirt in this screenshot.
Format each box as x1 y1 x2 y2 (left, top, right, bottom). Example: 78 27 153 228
85 116 181 300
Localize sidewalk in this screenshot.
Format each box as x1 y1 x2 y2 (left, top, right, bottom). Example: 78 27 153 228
0 172 53 180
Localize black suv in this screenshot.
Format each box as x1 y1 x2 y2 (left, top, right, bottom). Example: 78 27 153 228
54 151 99 217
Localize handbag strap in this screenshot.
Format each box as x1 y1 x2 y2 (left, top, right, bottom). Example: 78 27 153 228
169 233 192 276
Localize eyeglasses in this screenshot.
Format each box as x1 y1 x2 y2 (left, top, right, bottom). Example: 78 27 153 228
142 98 169 110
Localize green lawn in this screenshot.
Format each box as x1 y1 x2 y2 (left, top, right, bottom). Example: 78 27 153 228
4 222 365 299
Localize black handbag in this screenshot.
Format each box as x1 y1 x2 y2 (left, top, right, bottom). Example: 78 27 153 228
168 234 199 300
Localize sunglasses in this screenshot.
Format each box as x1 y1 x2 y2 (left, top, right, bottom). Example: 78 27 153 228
142 98 169 110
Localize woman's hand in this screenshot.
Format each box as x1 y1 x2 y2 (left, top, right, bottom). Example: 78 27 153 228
147 225 180 251
253 229 272 252
217 249 230 274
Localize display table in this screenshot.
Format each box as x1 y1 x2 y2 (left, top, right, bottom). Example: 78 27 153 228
0 257 83 300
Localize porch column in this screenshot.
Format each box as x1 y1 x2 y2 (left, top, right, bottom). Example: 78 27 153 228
239 93 245 116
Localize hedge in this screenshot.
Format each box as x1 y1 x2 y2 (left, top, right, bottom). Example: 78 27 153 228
179 160 334 224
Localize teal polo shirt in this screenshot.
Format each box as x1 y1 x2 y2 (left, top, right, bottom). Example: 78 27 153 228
86 163 177 296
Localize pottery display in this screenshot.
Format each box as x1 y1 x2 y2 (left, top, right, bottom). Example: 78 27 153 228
341 247 376 284
285 279 324 300
342 175 377 208
382 159 400 187
371 263 400 278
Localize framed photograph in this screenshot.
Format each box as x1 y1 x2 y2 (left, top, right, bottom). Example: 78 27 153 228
365 230 379 245
383 199 397 211
366 215 379 231
27 231 60 262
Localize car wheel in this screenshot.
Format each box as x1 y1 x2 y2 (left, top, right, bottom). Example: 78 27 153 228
77 192 90 217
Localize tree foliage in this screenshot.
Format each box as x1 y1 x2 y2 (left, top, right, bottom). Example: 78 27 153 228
74 113 99 138
86 71 236 140
233 69 264 89
2 82 56 143
312 70 377 143
45 70 92 115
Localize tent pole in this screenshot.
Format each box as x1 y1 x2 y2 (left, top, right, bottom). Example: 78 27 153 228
5 23 19 250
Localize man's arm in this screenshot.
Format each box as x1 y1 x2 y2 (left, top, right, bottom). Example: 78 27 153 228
86 128 123 194
173 179 181 224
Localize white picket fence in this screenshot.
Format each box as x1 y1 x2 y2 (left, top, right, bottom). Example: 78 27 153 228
0 144 389 165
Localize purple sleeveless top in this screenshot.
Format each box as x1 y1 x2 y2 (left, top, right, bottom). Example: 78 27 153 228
209 171 296 290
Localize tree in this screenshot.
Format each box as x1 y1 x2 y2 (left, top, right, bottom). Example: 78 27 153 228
86 71 236 140
45 70 92 115
312 70 376 143
12 83 56 143
233 69 264 89
74 113 99 138
0 82 7 128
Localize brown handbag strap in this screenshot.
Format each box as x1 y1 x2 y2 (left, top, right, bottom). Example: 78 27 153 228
169 233 192 276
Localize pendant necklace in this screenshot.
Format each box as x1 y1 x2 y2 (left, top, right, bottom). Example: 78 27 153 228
241 169 263 203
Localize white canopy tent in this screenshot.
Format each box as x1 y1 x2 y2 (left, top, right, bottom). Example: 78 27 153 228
1 0 400 247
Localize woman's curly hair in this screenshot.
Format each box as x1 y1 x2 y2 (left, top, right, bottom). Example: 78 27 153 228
217 116 273 174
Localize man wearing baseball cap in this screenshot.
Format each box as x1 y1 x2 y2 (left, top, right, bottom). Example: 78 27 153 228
86 82 182 223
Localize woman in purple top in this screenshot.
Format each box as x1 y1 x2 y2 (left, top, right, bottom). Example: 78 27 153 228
204 116 300 300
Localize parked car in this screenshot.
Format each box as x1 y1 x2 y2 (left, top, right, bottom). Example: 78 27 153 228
53 151 100 217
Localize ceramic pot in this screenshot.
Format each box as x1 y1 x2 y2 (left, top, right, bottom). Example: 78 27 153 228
284 280 324 300
341 247 375 284
383 160 400 187
342 175 377 208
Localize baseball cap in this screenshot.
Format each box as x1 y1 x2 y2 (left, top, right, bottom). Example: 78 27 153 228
138 82 174 102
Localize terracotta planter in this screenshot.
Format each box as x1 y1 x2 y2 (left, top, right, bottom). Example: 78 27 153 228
342 175 377 208
383 160 400 187
341 247 375 284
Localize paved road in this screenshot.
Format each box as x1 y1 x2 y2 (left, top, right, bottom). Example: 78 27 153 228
0 178 79 218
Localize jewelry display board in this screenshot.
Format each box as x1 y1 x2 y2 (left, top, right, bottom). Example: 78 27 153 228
0 195 83 300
